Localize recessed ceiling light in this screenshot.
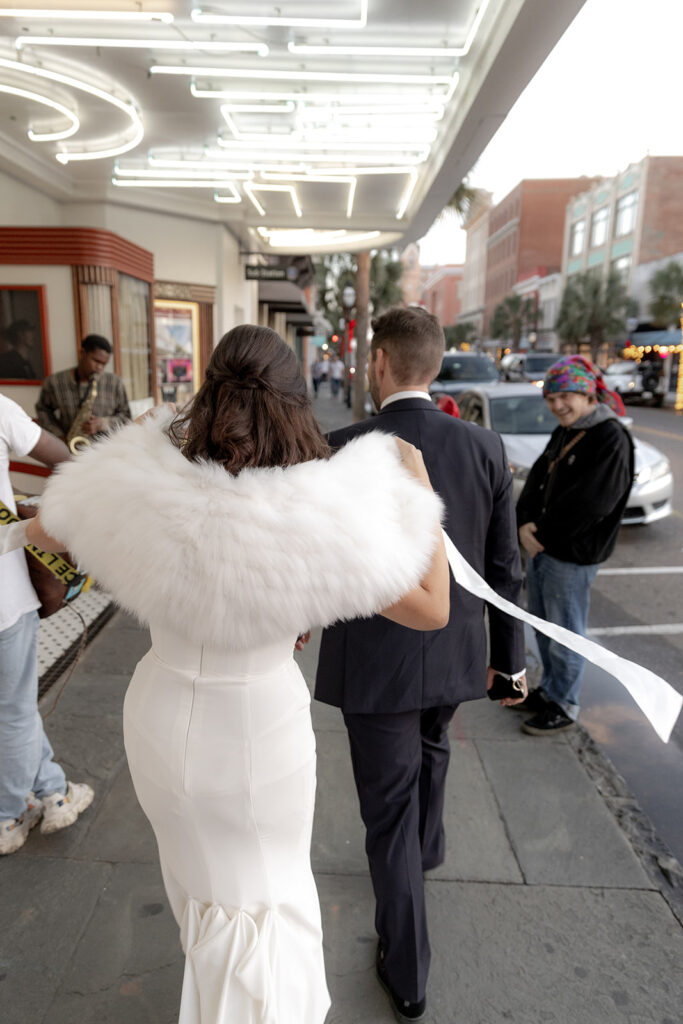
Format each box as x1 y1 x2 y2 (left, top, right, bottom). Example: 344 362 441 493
191 0 368 30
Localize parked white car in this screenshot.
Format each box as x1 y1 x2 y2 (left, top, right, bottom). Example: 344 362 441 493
453 383 672 525
603 359 666 407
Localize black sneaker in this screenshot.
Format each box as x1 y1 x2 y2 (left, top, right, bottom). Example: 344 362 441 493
521 701 575 736
376 945 426 1022
506 688 548 714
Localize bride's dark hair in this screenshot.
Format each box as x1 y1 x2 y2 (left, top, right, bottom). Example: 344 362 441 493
169 324 330 472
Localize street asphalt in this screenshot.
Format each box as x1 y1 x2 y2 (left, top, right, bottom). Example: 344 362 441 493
1 385 682 1023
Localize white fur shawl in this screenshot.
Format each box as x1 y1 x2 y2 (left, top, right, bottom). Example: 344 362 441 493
40 411 443 649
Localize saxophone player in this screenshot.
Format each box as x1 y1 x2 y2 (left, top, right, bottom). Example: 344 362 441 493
36 335 131 443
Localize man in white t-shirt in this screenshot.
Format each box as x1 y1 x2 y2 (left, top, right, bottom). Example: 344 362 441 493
0 393 94 855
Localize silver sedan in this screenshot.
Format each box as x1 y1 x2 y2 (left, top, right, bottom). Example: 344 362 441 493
449 383 672 526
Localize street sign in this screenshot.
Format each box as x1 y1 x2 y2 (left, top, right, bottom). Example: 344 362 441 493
244 264 300 282
245 266 288 281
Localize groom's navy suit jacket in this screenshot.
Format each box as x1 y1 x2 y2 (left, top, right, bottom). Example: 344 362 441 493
314 397 525 713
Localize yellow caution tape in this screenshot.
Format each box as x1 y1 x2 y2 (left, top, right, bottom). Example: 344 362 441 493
0 500 88 590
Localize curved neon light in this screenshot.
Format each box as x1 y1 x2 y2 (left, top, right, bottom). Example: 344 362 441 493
0 56 143 163
0 82 79 141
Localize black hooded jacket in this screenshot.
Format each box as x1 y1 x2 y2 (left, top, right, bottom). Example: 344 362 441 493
516 409 634 566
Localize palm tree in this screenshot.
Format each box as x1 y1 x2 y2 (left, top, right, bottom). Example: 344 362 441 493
369 249 403 314
555 270 629 361
313 249 402 331
445 180 478 224
648 261 683 327
490 294 538 350
444 322 478 349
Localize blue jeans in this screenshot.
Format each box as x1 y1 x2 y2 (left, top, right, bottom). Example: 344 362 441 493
526 552 599 719
0 611 66 820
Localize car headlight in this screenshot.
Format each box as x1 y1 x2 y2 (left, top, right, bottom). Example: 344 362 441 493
637 458 670 485
628 380 635 389
650 458 671 482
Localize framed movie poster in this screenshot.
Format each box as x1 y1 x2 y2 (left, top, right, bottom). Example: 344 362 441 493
0 285 51 384
154 299 200 408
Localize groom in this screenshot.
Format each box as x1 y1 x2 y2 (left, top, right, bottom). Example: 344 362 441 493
315 306 525 1022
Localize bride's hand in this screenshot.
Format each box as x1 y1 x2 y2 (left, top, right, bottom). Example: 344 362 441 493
135 403 176 425
394 437 431 489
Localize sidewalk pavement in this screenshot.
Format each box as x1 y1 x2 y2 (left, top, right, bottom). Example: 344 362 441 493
2 388 682 1024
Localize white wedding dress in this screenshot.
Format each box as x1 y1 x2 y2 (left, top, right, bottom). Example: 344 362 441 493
39 414 442 1024
123 629 329 1024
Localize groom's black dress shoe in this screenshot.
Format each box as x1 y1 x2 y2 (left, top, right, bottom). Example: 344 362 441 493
376 944 427 1022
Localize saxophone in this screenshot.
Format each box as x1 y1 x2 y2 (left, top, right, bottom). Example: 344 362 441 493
67 375 99 454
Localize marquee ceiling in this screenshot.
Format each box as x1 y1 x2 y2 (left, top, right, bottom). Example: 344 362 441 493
0 1 586 253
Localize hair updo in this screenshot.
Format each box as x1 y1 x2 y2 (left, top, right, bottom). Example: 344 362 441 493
169 323 330 473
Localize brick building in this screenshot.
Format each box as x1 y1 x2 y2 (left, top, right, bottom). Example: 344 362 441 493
483 177 597 336
422 265 463 326
562 156 683 297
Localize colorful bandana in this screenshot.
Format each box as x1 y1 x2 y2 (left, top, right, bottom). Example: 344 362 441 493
543 355 625 416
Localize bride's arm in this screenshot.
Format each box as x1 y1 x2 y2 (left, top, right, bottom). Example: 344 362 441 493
379 440 450 631
25 512 64 553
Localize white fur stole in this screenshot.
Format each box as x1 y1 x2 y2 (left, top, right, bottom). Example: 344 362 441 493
40 411 443 649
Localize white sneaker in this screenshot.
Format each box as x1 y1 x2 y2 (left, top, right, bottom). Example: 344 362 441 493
0 793 43 855
40 781 94 835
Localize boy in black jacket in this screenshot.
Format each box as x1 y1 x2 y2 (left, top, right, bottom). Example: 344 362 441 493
516 355 634 735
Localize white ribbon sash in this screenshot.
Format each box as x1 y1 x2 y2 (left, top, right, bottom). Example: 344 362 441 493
442 531 683 744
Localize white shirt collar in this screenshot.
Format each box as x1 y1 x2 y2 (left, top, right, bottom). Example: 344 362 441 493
380 389 432 410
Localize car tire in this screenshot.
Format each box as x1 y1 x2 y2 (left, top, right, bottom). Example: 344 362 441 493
642 373 659 393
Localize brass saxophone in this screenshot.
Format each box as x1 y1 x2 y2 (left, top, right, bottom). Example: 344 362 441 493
67 375 99 454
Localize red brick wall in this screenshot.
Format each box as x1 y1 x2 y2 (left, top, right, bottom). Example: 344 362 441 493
424 269 463 325
484 178 597 336
638 157 683 265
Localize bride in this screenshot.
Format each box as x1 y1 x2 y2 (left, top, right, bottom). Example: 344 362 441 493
26 324 448 1024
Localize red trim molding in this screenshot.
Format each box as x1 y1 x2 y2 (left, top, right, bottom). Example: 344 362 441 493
9 461 51 478
0 227 154 282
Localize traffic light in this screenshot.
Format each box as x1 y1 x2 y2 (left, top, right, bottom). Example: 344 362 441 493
331 334 339 343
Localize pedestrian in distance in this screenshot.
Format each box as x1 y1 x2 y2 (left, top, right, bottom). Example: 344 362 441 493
0 393 94 856
515 354 634 736
24 324 450 1024
315 305 526 1023
311 356 323 396
329 353 344 398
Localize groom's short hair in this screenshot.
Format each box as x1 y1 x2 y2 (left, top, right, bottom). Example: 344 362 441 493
370 306 445 385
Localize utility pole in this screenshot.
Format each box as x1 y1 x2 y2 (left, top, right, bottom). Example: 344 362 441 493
353 249 371 423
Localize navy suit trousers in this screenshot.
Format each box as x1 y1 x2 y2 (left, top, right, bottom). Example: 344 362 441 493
343 704 458 1003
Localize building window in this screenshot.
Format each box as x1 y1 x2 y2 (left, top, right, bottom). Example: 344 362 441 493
119 274 152 402
615 191 638 237
590 207 609 248
569 220 585 256
611 255 631 281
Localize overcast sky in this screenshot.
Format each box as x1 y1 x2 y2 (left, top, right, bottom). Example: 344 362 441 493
418 0 683 265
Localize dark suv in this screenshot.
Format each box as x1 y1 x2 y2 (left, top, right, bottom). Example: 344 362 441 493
429 352 500 397
503 352 559 384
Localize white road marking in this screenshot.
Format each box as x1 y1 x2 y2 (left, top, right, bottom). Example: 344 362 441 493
599 566 683 575
588 624 683 636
